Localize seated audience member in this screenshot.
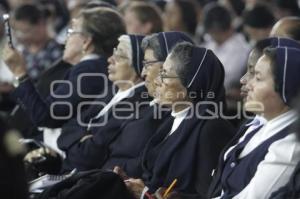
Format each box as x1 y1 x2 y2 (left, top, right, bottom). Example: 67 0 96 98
208 37 300 199
272 0 300 20
12 4 63 81
242 4 275 45
3 7 126 128
54 34 155 175
117 42 234 198
208 46 300 198
27 35 152 175
202 2 250 90
269 97 300 198
121 1 163 35
27 31 196 178
163 0 198 39
141 31 195 99
270 16 300 41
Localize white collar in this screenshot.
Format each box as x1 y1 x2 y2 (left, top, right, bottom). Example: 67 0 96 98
118 81 145 97
264 110 297 131
246 115 267 127
80 54 100 62
171 106 191 118
238 110 298 158
149 99 158 107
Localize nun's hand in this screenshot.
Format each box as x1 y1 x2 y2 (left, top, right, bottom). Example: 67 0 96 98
24 147 57 163
154 187 181 199
113 166 129 180
2 44 27 77
124 178 145 199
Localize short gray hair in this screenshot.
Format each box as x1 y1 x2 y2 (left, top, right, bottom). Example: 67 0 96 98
141 33 164 61
169 42 193 87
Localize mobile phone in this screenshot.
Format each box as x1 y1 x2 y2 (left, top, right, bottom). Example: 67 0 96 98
2 14 14 49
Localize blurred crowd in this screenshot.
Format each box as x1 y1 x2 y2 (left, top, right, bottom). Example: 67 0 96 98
0 0 300 199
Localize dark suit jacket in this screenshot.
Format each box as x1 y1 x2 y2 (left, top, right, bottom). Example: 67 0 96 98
7 59 71 137
11 57 110 129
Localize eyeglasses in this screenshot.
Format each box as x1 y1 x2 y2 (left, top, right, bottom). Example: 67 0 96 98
159 70 180 83
112 47 129 61
66 28 84 37
142 60 163 69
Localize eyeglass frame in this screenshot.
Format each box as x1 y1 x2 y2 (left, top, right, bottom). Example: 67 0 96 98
159 69 180 83
142 60 163 69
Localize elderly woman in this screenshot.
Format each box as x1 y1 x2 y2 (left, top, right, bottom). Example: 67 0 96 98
3 7 125 128
121 42 234 198
55 34 160 177
209 46 300 199
141 31 194 98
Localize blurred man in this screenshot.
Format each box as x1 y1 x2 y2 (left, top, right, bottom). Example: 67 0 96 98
270 16 300 41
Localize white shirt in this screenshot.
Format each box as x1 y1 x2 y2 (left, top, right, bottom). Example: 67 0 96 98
87 82 145 129
167 107 191 137
203 33 250 89
95 82 145 118
224 115 267 160
216 110 300 199
80 54 100 62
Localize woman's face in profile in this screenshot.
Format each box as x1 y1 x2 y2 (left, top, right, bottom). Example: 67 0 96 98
163 1 183 32
141 48 163 97
107 41 136 84
63 17 87 65
155 54 187 106
245 55 285 117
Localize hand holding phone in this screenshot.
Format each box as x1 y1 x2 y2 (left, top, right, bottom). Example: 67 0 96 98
2 14 14 49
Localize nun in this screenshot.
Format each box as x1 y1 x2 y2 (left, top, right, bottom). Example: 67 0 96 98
208 38 300 199
209 46 300 199
269 100 300 199
56 34 156 175
24 34 152 176
112 31 196 176
141 31 194 102
123 42 234 198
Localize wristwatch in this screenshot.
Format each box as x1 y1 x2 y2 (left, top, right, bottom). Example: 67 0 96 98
12 74 29 88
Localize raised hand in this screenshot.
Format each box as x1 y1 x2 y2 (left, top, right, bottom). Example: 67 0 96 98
2 44 27 77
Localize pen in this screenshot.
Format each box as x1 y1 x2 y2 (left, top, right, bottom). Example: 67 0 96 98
163 178 177 198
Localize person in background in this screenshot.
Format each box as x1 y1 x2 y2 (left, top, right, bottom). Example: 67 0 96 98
12 4 63 81
242 3 275 45
270 16 300 41
3 7 125 129
121 1 163 35
218 0 245 31
163 0 199 39
272 0 300 20
202 3 250 90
